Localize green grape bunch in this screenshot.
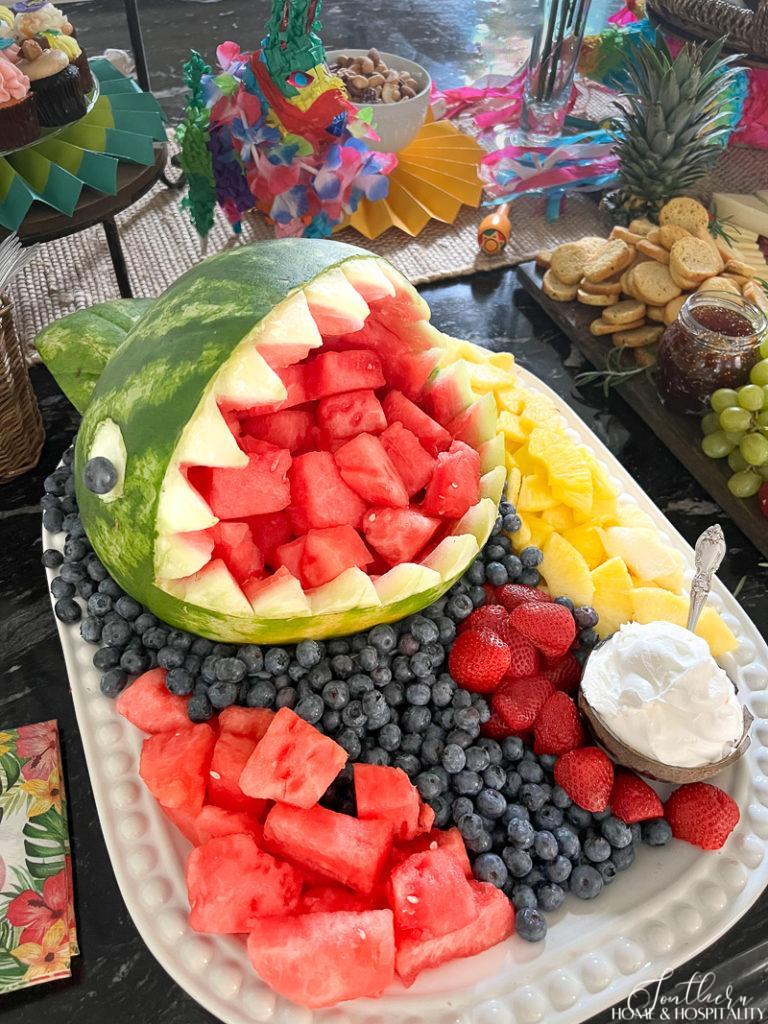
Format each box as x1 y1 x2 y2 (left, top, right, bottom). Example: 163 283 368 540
700 338 768 499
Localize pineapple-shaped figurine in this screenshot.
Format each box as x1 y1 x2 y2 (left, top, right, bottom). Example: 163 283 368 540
604 34 743 224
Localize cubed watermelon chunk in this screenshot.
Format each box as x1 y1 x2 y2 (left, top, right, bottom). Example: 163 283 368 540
239 708 348 808
316 389 386 440
246 510 294 566
186 833 301 932
301 525 373 589
264 802 393 893
391 827 473 878
379 422 436 496
210 521 263 583
306 349 384 400
275 535 306 581
334 434 409 508
340 320 440 400
395 881 514 987
298 884 377 914
246 910 395 1008
218 706 275 741
362 508 441 565
139 724 216 815
194 805 263 845
421 440 481 519
354 765 428 841
382 390 451 457
241 408 315 451
289 451 367 530
162 805 200 845
208 730 268 817
116 668 190 733
388 848 477 938
192 447 291 519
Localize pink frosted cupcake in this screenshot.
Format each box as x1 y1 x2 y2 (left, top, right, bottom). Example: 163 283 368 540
0 54 40 147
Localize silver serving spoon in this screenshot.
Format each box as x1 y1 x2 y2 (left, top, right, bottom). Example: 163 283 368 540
686 524 727 632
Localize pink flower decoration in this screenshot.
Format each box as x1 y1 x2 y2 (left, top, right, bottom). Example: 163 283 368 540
17 721 58 781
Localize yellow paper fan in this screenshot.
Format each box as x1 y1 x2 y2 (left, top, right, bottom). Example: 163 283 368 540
344 119 485 239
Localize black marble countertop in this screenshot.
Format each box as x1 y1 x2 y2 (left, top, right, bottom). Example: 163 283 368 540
2 0 768 1019
2 271 767 1024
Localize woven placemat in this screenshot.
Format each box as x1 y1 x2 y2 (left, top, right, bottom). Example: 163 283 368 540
13 143 767 361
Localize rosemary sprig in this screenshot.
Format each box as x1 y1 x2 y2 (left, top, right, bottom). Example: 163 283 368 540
708 212 737 247
573 346 656 397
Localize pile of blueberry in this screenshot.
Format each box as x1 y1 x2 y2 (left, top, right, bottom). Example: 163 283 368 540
40 443 666 941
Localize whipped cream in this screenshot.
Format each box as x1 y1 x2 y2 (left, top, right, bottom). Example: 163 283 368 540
581 620 743 768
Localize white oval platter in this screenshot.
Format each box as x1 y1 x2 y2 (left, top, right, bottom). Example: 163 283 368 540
44 364 768 1024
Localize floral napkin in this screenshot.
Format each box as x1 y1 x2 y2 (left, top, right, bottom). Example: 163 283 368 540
0 721 77 994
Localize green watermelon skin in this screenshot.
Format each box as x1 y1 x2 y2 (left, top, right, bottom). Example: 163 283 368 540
74 240 501 643
36 298 154 413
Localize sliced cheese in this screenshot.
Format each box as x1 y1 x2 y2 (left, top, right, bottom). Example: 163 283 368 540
713 194 768 237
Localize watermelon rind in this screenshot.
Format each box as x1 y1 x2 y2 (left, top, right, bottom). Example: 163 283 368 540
73 240 505 643
36 298 154 413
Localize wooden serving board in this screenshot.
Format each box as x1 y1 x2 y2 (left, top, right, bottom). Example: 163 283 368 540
517 260 768 560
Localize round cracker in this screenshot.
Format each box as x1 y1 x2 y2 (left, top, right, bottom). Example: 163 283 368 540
658 224 691 249
577 288 619 307
542 268 579 302
669 237 721 285
646 305 665 322
602 299 648 325
724 258 756 280
590 316 646 336
636 239 670 264
580 277 623 296
632 261 682 306
612 324 664 348
583 239 633 283
550 242 589 285
697 276 741 296
659 196 709 236
663 295 687 325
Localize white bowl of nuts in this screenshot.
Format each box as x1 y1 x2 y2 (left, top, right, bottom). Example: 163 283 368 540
326 48 431 153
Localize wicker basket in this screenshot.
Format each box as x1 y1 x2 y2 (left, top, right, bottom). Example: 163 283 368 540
647 0 768 65
0 294 44 483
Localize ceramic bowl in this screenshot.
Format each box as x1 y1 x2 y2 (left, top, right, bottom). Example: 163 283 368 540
326 48 431 153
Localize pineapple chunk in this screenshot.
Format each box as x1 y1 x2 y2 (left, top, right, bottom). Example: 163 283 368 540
585 452 618 500
562 523 605 570
496 387 525 415
509 444 542 477
599 527 685 587
488 351 516 374
614 503 656 530
629 589 738 658
591 557 634 638
541 505 575 531
498 410 527 446
466 361 515 394
524 514 555 549
506 466 522 505
511 514 532 550
520 395 561 432
540 532 595 606
518 472 559 512
528 428 593 515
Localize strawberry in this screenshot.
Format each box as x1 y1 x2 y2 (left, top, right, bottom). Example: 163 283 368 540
503 628 541 679
496 584 552 613
664 782 740 850
533 692 585 755
554 746 614 812
448 628 510 693
509 602 576 659
609 771 664 824
490 676 554 732
541 652 582 693
458 604 508 636
481 710 513 739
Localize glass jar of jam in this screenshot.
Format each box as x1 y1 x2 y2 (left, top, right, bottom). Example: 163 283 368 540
655 291 768 415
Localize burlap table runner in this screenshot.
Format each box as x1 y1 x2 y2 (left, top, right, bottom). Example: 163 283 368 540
13 143 766 361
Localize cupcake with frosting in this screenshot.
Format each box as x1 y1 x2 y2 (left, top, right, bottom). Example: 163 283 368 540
12 1 72 39
0 6 20 62
36 29 92 92
0 54 40 147
16 37 84 125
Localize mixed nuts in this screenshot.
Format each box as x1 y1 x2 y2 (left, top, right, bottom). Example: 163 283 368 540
329 48 423 104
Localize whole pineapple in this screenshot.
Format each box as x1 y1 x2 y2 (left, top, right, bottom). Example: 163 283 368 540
603 34 743 224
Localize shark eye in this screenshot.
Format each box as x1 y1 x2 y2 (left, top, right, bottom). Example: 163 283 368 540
84 419 126 502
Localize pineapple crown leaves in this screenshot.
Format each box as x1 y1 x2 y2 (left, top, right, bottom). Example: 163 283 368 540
610 33 745 203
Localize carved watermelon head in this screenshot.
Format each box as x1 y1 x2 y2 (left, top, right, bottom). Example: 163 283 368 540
74 239 505 643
